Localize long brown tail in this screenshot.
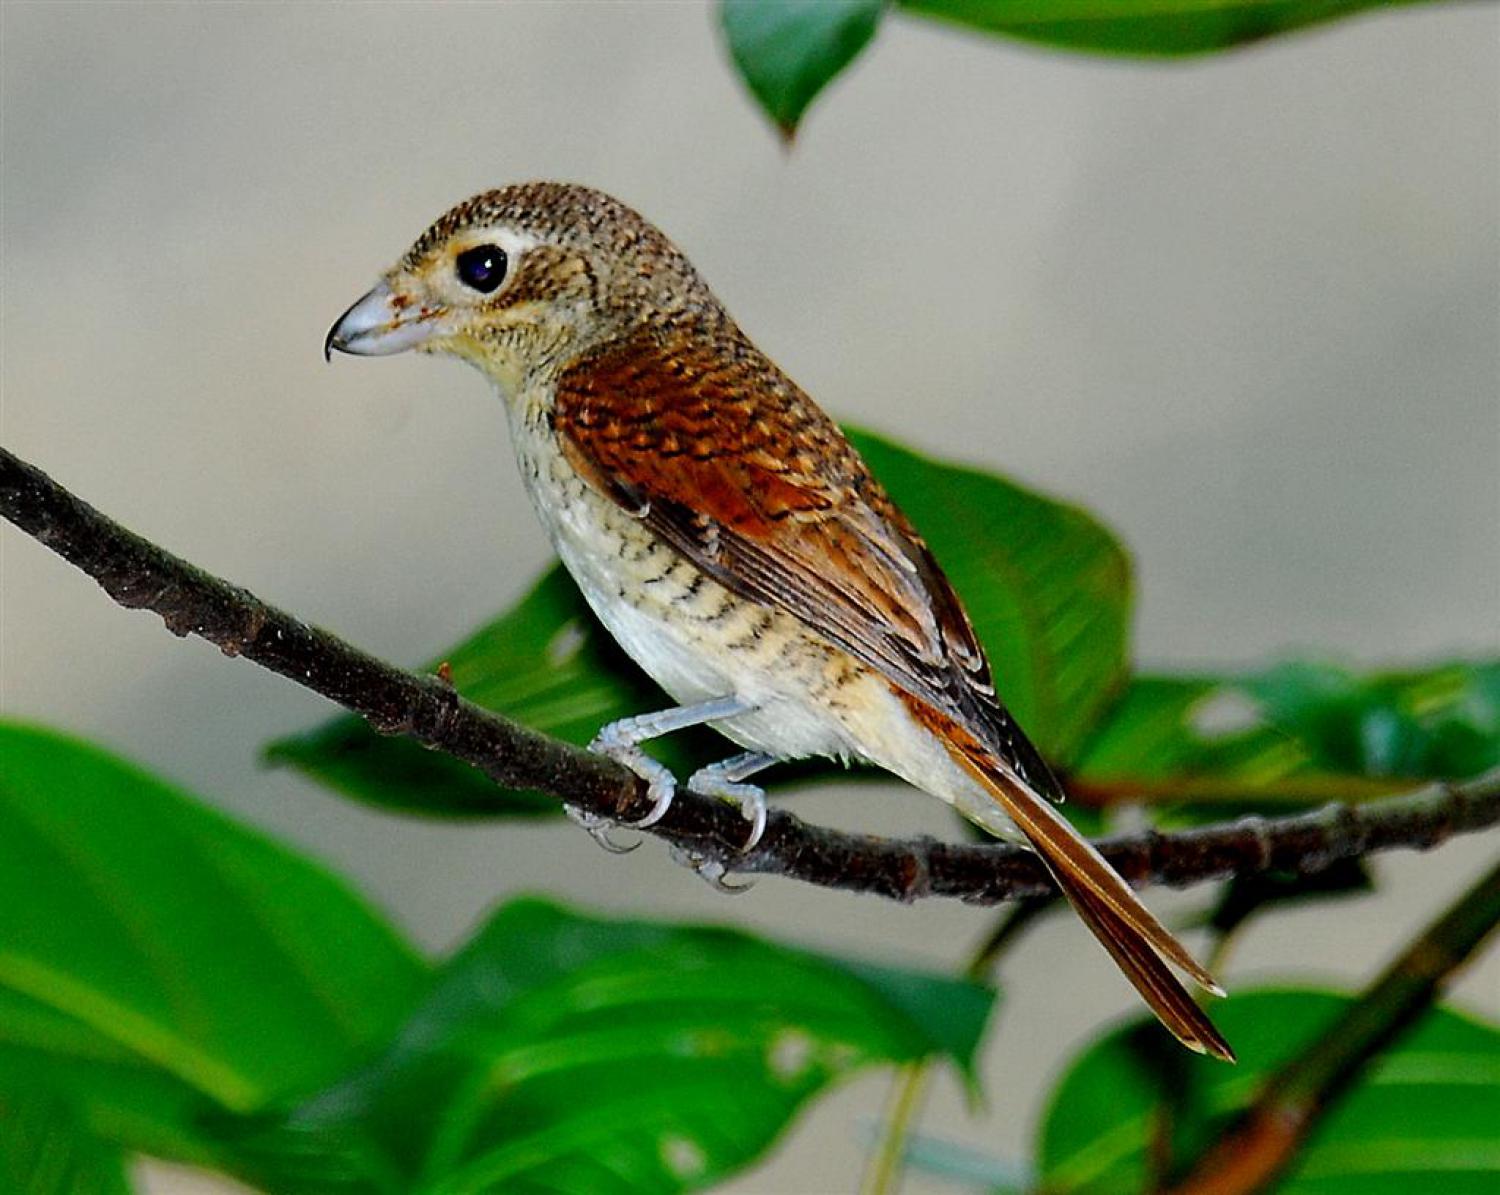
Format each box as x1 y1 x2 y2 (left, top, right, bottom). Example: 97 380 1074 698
938 721 1235 1062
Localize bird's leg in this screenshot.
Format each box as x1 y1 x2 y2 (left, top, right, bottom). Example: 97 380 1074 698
574 697 755 851
687 751 776 851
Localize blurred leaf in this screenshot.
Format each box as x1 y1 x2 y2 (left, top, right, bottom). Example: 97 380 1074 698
227 898 995 1194
716 1 1443 134
0 1087 130 1195
0 999 220 1169
1072 659 1499 813
0 977 230 1166
1038 989 1500 1194
1245 659 1500 780
272 427 1133 820
1075 674 1302 788
720 0 883 137
0 722 429 1160
899 0 1439 57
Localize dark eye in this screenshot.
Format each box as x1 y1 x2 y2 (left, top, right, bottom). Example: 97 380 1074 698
456 244 508 293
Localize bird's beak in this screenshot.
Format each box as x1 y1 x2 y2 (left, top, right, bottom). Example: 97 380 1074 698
324 279 443 361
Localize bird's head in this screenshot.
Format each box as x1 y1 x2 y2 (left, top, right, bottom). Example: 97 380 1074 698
325 182 719 394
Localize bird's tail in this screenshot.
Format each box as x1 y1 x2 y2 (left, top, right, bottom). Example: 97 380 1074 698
926 711 1235 1062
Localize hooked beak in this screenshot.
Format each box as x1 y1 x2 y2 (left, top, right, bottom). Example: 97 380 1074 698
324 280 444 361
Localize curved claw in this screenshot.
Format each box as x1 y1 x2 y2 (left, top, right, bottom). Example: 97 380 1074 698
686 756 771 854
587 732 678 831
693 781 766 853
564 805 641 854
592 826 642 854
627 775 675 828
738 791 767 853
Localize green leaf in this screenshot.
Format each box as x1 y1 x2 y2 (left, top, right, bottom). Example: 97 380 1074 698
0 722 429 1160
717 2 1445 135
1245 659 1500 780
1073 659 1499 812
227 898 995 1194
1038 989 1500 1194
0 1034 215 1170
0 1087 131 1195
898 1 1437 58
720 0 884 137
271 427 1133 821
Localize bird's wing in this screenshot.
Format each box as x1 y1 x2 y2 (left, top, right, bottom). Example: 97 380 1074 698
555 330 1231 1058
552 329 1060 799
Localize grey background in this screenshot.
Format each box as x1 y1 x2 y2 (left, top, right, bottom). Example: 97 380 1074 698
1 3 1496 1192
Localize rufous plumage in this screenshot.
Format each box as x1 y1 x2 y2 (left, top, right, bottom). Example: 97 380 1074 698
327 182 1232 1060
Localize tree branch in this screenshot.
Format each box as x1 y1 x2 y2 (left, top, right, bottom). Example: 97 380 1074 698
1164 856 1500 1195
4 444 1498 905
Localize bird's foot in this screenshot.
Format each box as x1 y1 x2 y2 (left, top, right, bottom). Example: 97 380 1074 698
588 722 677 828
578 709 767 868
577 701 759 850
687 751 775 851
669 845 755 893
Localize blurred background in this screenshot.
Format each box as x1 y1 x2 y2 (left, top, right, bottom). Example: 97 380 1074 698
2 3 1496 1191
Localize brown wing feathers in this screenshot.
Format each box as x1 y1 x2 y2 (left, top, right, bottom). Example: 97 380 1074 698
555 330 1231 1060
554 332 1012 740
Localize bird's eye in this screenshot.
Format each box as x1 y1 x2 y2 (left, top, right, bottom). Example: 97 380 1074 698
456 244 508 294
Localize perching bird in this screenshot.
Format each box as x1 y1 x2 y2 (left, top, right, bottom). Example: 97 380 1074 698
326 182 1232 1061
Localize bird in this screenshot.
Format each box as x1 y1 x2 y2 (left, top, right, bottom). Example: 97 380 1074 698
325 182 1233 1061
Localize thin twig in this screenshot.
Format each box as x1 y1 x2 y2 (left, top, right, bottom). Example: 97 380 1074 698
3 444 1498 905
861 1063 934 1195
861 897 1057 1195
964 897 1058 981
1164 857 1500 1195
